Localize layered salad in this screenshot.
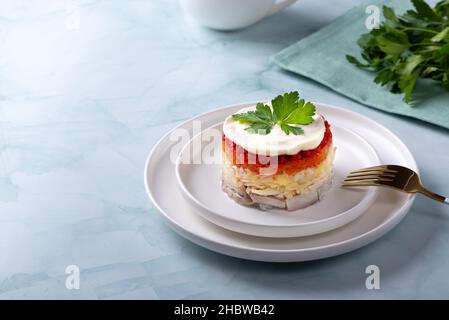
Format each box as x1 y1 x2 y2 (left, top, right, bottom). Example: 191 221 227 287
221 91 335 211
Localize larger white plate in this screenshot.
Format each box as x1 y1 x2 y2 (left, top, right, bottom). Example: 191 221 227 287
176 124 380 238
144 102 417 262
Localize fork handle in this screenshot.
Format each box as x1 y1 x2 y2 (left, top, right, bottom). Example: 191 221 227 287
419 186 449 204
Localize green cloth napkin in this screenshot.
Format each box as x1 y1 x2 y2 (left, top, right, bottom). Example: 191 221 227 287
272 0 449 130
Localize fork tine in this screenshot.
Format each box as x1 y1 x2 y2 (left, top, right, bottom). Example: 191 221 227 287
344 176 394 182
343 178 383 184
342 181 400 190
350 168 397 174
346 172 396 179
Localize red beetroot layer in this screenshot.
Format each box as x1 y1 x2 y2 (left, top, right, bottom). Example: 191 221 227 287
222 120 333 175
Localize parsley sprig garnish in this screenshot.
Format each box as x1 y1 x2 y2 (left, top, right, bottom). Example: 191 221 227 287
232 91 316 135
346 0 449 103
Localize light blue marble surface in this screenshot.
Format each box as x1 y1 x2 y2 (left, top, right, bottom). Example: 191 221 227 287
1 0 448 299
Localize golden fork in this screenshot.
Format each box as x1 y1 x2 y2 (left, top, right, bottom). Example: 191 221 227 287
342 165 449 204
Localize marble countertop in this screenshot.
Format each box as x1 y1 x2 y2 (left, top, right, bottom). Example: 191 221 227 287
1 0 449 299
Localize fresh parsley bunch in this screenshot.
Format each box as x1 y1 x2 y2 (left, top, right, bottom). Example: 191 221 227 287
346 0 449 103
232 91 316 135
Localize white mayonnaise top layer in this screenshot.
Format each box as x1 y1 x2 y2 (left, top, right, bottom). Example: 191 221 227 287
223 105 325 156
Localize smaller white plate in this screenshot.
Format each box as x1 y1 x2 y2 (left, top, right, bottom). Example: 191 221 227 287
176 124 380 238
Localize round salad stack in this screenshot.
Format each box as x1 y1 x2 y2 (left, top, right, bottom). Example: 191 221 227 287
221 98 335 211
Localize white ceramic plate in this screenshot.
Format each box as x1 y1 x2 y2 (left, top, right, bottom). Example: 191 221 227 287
176 124 379 238
144 102 417 262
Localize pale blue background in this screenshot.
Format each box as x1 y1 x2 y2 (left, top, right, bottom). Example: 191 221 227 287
0 0 448 299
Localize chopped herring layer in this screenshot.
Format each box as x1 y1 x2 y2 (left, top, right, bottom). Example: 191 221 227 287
221 173 332 211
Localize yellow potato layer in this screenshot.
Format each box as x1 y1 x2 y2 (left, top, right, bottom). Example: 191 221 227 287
222 148 335 199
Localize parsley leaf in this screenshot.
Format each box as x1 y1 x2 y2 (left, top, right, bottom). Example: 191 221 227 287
245 122 273 135
254 102 274 122
231 91 316 135
271 91 298 121
284 100 316 125
280 124 304 135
